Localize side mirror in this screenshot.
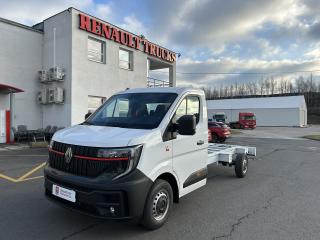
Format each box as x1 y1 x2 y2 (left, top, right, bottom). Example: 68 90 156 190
177 115 196 135
85 112 92 120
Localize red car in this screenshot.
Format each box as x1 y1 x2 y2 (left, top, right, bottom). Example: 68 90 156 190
208 122 231 143
208 130 212 142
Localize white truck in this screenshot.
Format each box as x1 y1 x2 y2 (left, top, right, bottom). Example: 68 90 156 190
44 87 256 229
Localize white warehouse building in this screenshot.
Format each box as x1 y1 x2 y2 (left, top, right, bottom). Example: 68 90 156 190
207 95 307 127
0 7 176 134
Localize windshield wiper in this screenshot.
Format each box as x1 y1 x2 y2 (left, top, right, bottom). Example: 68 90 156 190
81 121 93 125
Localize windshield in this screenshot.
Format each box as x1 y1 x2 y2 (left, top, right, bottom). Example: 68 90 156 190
85 92 177 129
214 114 225 119
243 115 256 120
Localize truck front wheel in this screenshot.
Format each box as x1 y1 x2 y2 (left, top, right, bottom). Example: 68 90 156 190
141 179 173 230
234 154 248 178
211 133 219 143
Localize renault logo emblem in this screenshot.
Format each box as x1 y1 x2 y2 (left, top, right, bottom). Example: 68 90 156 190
65 147 73 164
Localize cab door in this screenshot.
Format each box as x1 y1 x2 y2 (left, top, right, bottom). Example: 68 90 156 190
171 95 208 197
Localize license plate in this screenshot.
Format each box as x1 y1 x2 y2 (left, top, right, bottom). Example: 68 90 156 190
52 184 76 203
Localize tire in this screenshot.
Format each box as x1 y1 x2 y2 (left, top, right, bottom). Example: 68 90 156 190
219 137 226 143
212 133 219 143
141 179 173 230
234 154 248 178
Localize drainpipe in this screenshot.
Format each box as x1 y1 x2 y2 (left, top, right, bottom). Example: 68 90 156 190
9 92 14 143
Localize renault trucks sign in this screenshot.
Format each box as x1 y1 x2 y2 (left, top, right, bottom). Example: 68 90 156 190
79 14 176 63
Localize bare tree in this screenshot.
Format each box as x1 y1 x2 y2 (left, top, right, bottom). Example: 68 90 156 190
264 78 271 95
279 78 289 94
258 78 265 95
270 76 276 95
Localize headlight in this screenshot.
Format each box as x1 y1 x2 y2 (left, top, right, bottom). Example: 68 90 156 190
97 145 143 180
49 140 54 149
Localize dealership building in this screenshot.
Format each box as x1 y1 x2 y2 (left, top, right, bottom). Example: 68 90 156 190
0 7 176 137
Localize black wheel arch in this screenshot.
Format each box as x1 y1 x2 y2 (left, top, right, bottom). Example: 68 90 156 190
157 173 179 203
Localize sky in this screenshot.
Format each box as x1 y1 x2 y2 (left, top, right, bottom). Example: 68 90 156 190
1 0 320 87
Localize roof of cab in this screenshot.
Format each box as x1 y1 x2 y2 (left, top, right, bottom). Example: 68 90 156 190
116 87 204 95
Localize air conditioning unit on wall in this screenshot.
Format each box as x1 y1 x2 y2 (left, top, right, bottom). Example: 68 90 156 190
38 89 48 104
49 67 65 81
38 87 64 104
39 70 49 83
48 87 64 104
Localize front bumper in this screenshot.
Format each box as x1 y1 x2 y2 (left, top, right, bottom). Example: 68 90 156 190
44 164 153 220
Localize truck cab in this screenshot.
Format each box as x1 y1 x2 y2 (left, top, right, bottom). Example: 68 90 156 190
229 112 256 129
45 87 208 229
239 112 256 129
212 112 227 123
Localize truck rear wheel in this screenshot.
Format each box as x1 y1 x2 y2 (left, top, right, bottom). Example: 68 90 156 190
234 154 248 178
141 179 173 230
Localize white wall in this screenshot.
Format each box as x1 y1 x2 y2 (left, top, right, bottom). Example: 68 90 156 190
42 11 72 128
0 20 43 129
208 108 303 127
0 95 9 110
70 9 148 125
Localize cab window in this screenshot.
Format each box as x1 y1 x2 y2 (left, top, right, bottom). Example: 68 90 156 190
173 96 200 124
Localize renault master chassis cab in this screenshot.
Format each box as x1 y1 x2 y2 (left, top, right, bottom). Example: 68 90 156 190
44 87 256 229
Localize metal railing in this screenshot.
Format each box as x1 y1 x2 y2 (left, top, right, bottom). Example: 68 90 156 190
147 77 170 88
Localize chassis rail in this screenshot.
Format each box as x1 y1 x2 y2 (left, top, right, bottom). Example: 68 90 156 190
207 143 256 165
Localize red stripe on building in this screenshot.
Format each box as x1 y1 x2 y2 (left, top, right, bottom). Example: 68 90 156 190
5 110 10 144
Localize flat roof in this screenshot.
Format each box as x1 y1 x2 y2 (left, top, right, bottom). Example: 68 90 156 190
0 17 43 34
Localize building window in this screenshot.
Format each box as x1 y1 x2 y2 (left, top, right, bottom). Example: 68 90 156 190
88 37 105 63
88 96 106 113
119 48 133 70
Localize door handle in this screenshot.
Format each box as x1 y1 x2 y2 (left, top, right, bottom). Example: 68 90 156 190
197 140 204 145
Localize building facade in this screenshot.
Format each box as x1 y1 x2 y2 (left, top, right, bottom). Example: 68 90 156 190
0 8 176 130
207 95 307 127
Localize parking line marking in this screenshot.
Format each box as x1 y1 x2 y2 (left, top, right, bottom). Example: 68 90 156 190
19 175 44 182
17 162 46 181
0 162 46 183
0 173 18 183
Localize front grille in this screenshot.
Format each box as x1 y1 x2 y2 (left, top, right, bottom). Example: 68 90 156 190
49 141 129 177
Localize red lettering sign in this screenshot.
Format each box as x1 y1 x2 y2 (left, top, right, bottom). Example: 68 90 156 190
78 13 176 63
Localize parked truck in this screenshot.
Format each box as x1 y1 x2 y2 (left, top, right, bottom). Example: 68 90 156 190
44 88 256 229
229 112 256 129
212 112 227 123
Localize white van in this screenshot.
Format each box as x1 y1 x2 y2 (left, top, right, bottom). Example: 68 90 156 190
45 87 255 229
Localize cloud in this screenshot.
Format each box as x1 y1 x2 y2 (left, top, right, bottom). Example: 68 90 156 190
145 0 306 50
0 0 114 25
93 3 112 20
305 43 320 59
119 15 147 35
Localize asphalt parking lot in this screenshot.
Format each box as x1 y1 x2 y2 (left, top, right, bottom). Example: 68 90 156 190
235 125 320 140
1 135 320 240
